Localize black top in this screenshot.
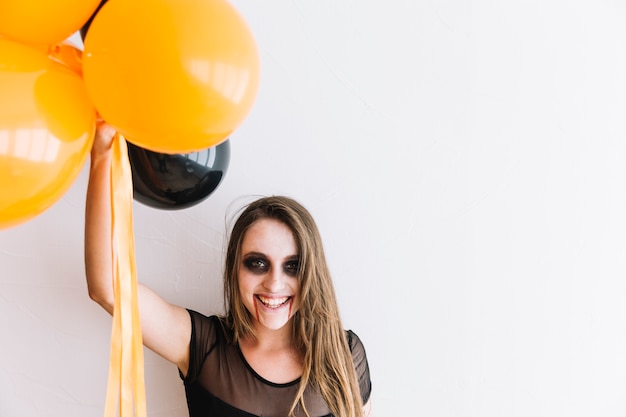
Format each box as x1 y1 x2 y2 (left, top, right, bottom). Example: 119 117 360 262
181 310 372 417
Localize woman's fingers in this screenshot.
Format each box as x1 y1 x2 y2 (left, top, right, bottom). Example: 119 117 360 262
92 120 117 153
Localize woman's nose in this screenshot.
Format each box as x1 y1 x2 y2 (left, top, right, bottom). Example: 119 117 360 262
263 267 286 292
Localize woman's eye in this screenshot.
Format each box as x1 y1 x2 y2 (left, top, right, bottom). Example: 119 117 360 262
244 258 268 272
283 260 299 276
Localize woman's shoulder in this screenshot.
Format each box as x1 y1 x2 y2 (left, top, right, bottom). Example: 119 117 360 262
184 310 233 384
187 309 221 322
187 310 232 344
345 329 372 404
345 329 366 353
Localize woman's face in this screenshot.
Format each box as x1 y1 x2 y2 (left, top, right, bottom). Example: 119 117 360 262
238 218 300 332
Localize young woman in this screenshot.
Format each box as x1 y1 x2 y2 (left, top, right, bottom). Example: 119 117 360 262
85 122 372 416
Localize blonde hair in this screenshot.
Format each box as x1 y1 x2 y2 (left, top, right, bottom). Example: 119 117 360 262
223 196 364 417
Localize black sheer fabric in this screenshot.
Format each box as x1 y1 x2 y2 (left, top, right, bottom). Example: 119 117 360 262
181 310 372 417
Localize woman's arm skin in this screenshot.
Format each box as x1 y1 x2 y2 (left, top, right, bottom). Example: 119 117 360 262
84 121 191 375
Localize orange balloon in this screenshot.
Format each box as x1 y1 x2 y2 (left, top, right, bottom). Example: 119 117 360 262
47 41 84 76
17 39 84 76
0 0 101 46
0 39 96 229
83 0 260 154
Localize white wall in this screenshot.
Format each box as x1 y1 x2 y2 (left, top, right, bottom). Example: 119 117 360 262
2 0 626 416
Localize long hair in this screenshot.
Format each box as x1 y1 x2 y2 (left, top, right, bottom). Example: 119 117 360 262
223 196 364 417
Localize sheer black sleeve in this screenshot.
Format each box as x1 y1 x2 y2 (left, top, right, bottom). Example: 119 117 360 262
347 330 372 404
181 309 219 384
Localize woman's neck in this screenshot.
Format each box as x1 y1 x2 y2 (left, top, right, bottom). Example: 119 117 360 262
245 322 294 351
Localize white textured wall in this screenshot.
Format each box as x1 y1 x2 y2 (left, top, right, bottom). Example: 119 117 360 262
2 1 626 416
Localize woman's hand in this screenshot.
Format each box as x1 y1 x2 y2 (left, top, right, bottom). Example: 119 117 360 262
92 119 117 156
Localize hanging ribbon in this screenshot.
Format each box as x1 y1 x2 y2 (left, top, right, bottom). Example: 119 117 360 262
105 132 147 417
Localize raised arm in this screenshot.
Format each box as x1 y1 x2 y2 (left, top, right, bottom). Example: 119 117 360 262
84 122 191 375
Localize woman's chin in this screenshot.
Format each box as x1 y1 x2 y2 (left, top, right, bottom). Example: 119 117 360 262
252 297 296 330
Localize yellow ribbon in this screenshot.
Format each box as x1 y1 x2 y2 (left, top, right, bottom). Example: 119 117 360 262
106 133 147 417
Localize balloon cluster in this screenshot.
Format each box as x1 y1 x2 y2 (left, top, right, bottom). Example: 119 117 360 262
0 0 260 228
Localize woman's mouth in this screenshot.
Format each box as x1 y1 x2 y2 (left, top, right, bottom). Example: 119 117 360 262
256 295 291 309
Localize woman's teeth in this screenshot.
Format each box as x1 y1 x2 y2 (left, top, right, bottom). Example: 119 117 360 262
257 295 289 308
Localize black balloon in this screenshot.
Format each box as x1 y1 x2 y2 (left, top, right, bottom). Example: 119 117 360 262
127 140 230 210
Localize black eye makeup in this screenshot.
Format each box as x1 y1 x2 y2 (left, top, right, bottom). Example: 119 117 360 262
241 253 300 277
283 258 300 277
242 255 269 274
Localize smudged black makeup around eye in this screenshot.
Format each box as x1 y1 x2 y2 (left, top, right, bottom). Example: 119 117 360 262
283 258 300 277
243 256 268 274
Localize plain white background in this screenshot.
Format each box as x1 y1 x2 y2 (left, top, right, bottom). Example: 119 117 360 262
2 0 626 415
